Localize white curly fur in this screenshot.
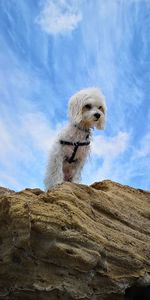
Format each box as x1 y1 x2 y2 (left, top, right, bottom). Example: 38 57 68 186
44 87 106 190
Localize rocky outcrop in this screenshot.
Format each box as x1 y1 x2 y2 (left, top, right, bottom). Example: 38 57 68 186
0 180 150 300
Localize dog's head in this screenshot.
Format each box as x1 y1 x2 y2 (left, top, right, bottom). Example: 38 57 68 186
68 87 107 129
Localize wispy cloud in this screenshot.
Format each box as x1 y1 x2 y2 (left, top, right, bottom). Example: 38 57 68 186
21 112 58 154
92 132 129 159
92 132 129 180
135 132 150 158
83 128 150 190
0 110 59 190
36 0 82 34
82 131 129 184
0 0 150 191
79 1 149 133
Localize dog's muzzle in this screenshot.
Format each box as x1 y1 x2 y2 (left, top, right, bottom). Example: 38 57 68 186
94 113 100 120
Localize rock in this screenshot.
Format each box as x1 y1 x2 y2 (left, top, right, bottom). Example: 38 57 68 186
0 187 14 196
0 180 150 300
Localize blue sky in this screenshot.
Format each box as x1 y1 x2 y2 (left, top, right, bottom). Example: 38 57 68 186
0 0 150 191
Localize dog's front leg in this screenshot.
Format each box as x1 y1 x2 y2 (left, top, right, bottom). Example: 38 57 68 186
71 160 84 184
44 143 64 190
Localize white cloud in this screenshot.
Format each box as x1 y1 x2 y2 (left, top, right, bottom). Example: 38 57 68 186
0 112 56 164
93 132 129 180
83 130 150 189
135 132 150 158
79 1 146 133
1 0 150 191
0 120 16 161
82 131 129 184
0 111 60 190
91 131 129 158
36 0 82 34
21 112 58 154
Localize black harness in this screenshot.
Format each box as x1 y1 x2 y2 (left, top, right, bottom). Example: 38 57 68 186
60 140 90 163
60 125 90 164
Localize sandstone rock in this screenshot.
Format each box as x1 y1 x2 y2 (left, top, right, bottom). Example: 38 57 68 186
0 180 150 300
0 187 14 196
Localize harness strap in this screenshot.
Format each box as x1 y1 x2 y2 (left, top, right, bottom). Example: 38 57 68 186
60 140 90 163
60 140 90 146
60 140 74 146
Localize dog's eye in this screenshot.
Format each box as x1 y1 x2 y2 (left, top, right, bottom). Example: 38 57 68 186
99 106 102 110
85 104 92 109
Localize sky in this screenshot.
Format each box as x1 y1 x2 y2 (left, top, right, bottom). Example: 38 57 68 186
0 0 150 191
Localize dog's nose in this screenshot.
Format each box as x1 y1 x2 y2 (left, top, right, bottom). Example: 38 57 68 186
94 113 100 119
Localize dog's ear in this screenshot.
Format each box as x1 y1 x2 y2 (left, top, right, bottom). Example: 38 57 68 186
96 103 107 130
96 114 105 130
68 96 83 124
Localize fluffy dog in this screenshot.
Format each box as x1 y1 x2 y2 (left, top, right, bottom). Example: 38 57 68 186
44 87 106 190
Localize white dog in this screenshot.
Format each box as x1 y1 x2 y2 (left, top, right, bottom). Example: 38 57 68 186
44 87 106 190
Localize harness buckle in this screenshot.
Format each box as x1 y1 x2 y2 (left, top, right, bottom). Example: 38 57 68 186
74 141 79 147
